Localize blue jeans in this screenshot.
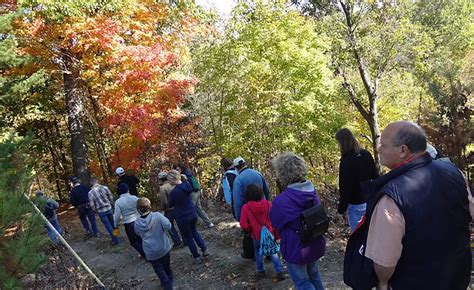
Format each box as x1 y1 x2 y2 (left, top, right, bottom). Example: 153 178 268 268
347 203 366 232
176 214 207 258
165 210 182 245
150 252 173 290
46 216 63 244
287 261 324 290
77 204 98 235
252 239 282 273
98 210 119 245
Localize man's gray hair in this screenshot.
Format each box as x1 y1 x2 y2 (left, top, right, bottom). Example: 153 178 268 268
392 121 427 153
271 152 308 189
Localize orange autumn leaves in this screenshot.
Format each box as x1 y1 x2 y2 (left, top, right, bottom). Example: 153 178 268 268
10 1 203 172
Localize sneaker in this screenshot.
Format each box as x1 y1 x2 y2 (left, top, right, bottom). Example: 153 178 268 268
202 251 210 257
194 256 203 264
256 271 266 278
206 223 215 229
276 272 286 281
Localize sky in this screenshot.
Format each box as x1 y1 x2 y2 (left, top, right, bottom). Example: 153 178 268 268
195 0 236 18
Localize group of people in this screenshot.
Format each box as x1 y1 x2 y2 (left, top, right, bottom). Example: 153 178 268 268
35 120 472 290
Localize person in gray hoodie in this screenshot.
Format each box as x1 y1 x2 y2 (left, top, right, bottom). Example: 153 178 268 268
134 197 173 290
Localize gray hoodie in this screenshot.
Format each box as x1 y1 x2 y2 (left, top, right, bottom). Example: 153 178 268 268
134 212 172 261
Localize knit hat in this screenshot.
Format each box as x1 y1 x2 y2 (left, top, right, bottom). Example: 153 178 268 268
69 176 80 184
118 183 129 194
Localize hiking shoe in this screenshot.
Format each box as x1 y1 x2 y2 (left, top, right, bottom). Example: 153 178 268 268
276 272 286 281
256 271 266 278
206 223 215 229
173 241 184 249
194 257 203 264
241 253 255 260
202 251 210 257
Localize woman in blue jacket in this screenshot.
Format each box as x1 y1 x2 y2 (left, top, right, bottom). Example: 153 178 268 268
168 170 209 263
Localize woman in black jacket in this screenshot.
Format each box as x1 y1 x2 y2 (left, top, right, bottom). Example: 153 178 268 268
335 128 378 231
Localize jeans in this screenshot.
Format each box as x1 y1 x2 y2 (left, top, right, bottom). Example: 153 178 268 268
165 209 182 245
124 221 145 257
77 204 98 235
46 216 63 244
98 210 119 245
176 214 207 258
287 261 324 290
150 252 173 290
253 239 282 273
191 191 212 227
347 203 366 232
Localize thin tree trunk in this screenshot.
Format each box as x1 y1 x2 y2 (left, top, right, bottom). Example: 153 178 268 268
339 0 382 173
62 52 90 184
86 95 112 184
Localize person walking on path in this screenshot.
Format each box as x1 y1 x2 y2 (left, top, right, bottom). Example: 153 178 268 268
69 176 99 238
270 152 326 290
232 156 270 260
174 163 214 228
114 183 144 257
88 177 119 245
240 184 285 281
35 190 63 244
168 170 209 264
116 166 140 196
335 128 378 231
158 171 183 248
135 197 174 290
221 157 238 218
344 121 472 290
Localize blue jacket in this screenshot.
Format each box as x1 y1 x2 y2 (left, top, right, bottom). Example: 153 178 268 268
69 184 91 206
134 212 172 261
168 182 196 219
222 169 238 205
232 167 269 221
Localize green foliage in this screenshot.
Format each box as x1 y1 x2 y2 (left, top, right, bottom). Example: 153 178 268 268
0 131 48 289
192 1 346 185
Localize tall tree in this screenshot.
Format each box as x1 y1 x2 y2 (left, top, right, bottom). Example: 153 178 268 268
294 0 425 170
192 1 346 177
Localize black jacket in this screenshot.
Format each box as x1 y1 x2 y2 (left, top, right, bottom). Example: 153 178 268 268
118 174 140 196
337 149 378 214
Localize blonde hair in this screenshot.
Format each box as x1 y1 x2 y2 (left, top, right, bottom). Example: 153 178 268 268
167 169 181 181
137 197 151 215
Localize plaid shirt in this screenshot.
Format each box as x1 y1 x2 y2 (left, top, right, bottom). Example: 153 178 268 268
88 184 114 213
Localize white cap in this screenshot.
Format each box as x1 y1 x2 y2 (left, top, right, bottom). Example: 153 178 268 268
232 157 246 167
115 167 125 175
426 144 438 159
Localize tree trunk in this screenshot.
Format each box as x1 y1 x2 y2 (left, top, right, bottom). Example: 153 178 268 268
339 0 382 173
88 94 113 184
62 52 90 184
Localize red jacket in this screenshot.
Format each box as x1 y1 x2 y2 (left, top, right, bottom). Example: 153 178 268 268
240 199 279 241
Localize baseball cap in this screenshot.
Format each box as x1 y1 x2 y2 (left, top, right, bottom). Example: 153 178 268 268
158 171 168 179
232 157 246 167
115 167 125 175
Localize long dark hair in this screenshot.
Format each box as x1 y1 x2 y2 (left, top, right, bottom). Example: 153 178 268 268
245 184 264 202
335 128 361 156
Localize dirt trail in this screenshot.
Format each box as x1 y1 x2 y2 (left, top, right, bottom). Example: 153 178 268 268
24 201 349 289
